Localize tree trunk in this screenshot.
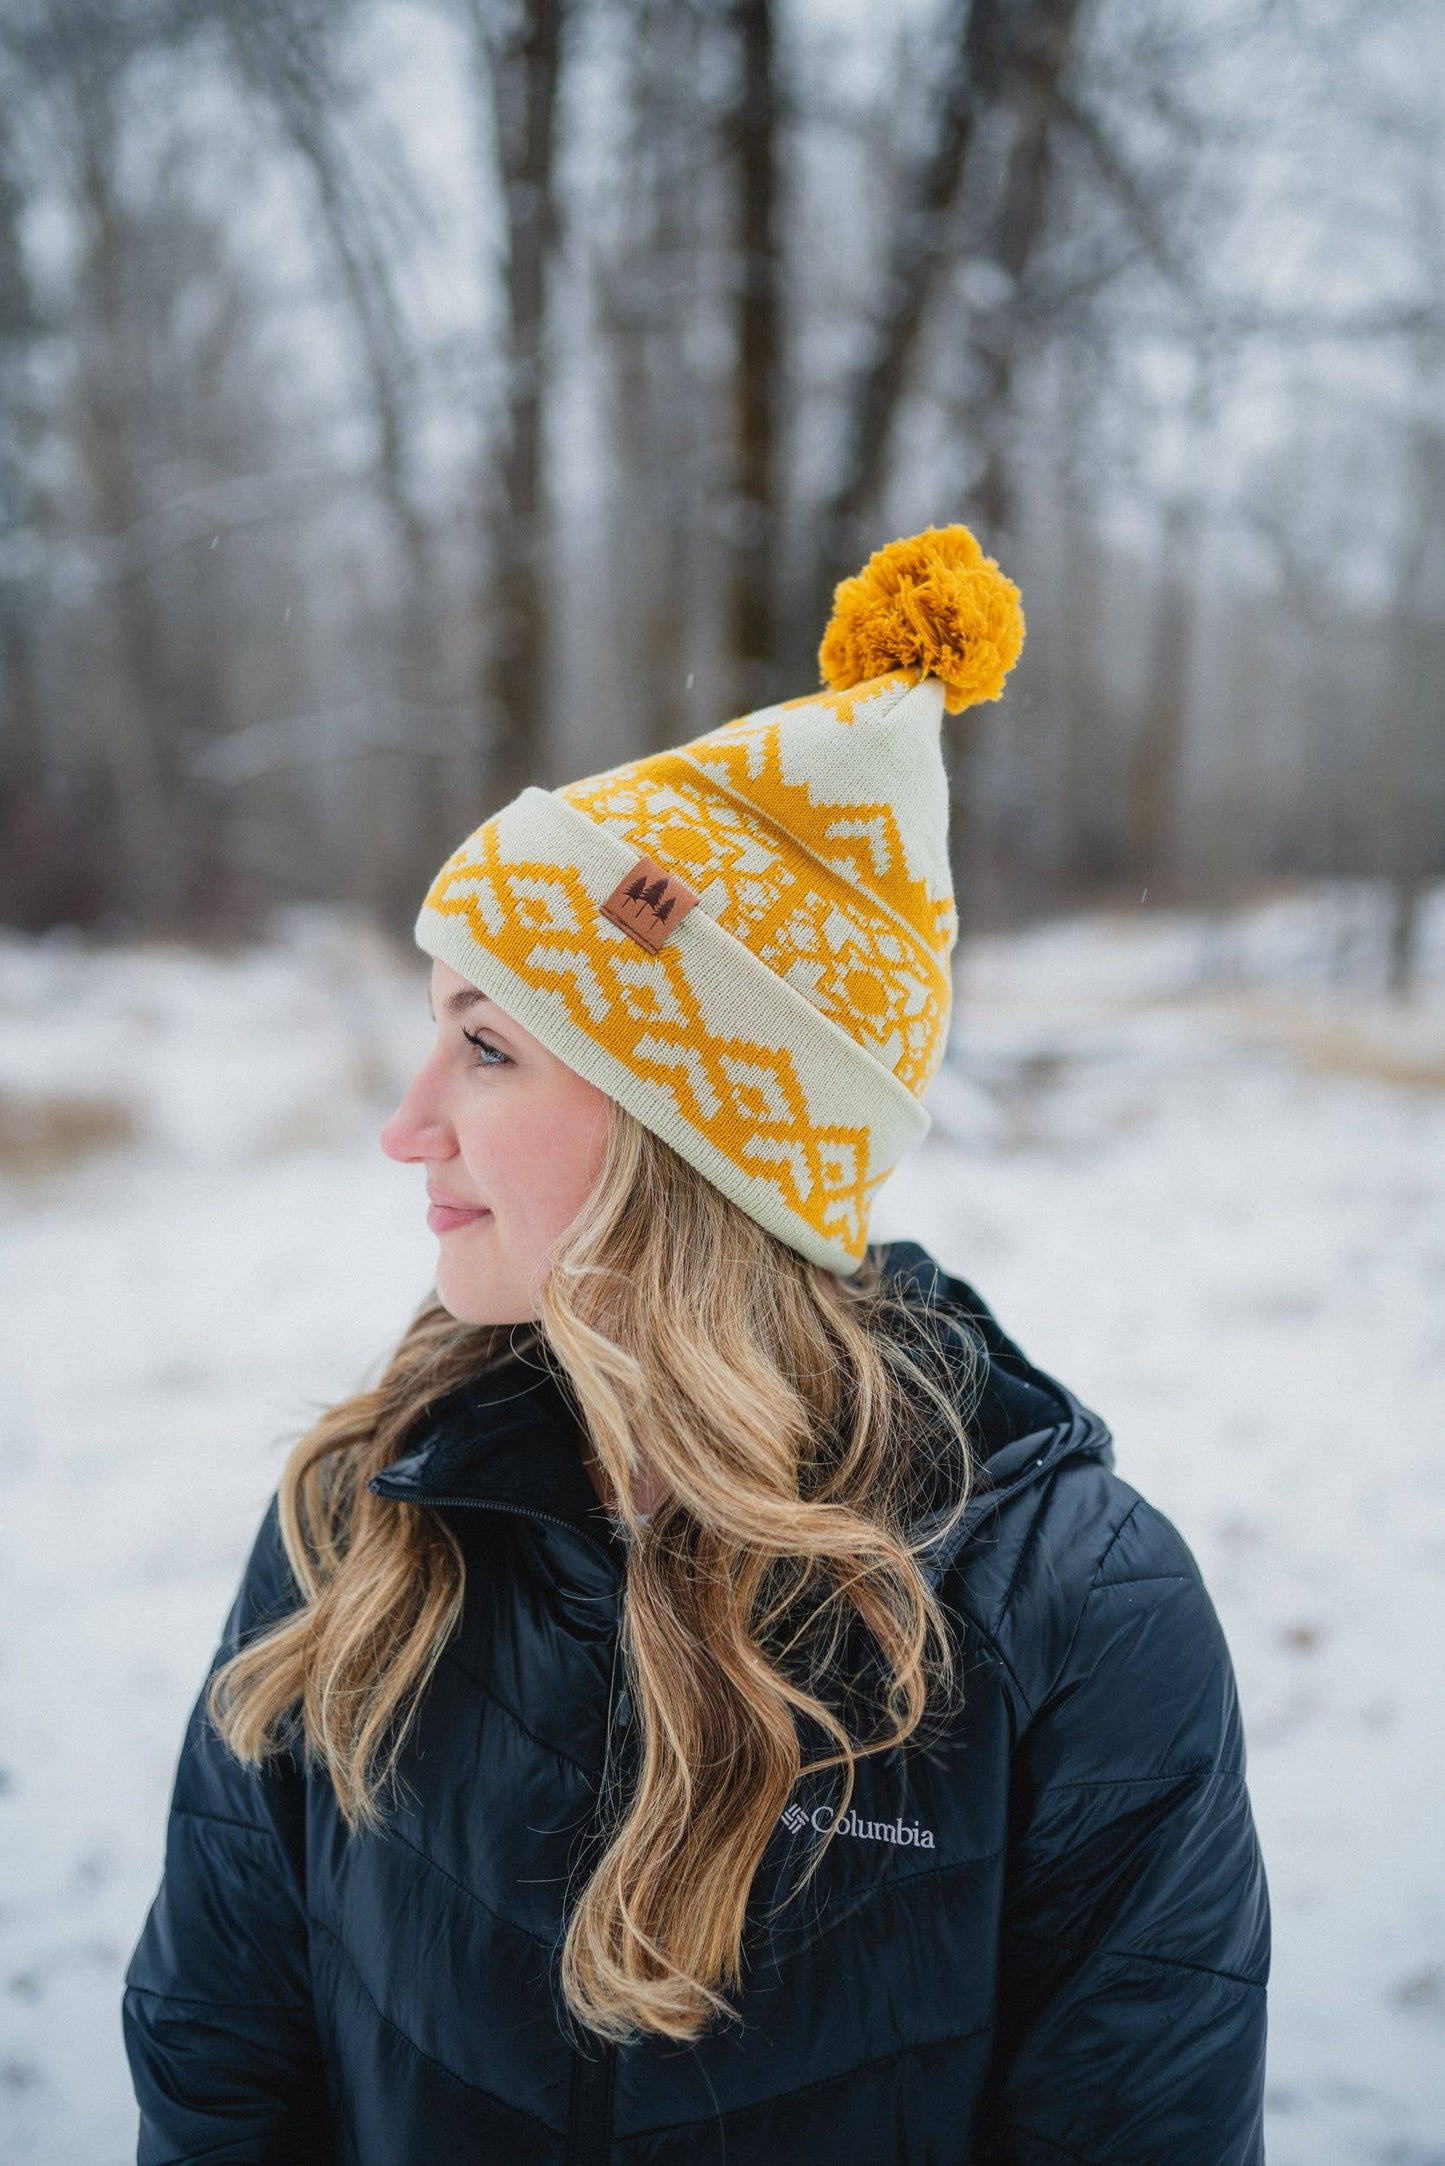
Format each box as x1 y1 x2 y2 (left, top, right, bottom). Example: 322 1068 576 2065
1375 411 1444 999
71 60 179 928
1386 873 1425 1001
965 0 1083 549
724 0 783 715
1123 346 1222 892
469 0 567 814
1051 363 1120 894
0 113 68 928
596 0 708 757
1124 491 1200 889
942 0 1084 927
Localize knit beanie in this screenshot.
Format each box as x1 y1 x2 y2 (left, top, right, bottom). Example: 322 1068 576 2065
415 525 1025 1277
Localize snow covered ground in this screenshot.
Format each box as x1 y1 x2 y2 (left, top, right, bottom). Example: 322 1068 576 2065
1 882 1442 2164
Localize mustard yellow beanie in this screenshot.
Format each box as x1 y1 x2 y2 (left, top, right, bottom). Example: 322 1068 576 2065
415 524 1025 1276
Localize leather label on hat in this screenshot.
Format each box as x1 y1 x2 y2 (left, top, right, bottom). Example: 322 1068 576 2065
599 854 702 953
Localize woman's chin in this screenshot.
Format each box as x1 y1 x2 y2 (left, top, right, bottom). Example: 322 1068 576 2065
433 1265 535 1330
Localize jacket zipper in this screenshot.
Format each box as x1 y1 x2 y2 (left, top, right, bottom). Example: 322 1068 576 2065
384 1486 621 2161
566 1572 623 2165
564 2031 616 2166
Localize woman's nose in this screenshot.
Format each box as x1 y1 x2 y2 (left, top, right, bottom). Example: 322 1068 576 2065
380 1062 454 1164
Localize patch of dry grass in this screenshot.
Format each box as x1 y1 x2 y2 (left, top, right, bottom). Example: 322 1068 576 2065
0 1086 139 1175
1207 994 1445 1091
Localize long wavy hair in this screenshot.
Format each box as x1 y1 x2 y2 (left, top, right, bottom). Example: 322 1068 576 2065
208 1098 982 2045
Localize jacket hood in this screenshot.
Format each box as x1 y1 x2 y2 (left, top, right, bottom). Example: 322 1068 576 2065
368 1238 1115 1585
879 1240 1115 1582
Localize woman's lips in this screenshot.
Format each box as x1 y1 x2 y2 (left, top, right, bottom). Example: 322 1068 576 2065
426 1200 492 1235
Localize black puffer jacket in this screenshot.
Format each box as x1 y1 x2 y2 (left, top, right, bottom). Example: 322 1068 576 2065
124 1239 1270 2163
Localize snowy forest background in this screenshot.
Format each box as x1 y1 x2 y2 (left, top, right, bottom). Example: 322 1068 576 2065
1 0 1443 2160
0 0 1440 947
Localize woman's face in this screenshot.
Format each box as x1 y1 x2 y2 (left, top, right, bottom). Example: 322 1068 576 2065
380 958 613 1324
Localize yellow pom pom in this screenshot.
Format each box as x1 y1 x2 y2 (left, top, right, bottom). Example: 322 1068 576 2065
818 524 1025 715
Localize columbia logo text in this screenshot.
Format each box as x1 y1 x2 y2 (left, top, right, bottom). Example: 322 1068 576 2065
780 1802 935 1849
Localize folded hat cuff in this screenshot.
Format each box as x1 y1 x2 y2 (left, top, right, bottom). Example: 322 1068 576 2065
414 786 930 1275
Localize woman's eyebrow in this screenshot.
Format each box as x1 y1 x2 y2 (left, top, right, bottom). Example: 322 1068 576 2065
427 987 494 1022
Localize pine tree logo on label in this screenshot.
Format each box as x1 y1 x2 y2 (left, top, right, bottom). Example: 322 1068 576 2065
599 854 703 953
780 1801 936 1848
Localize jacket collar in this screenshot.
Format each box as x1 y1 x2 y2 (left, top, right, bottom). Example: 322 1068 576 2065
880 1240 1115 1582
368 1239 1115 1586
368 1335 610 1545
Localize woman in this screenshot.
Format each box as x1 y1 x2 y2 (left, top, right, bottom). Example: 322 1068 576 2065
124 528 1270 2163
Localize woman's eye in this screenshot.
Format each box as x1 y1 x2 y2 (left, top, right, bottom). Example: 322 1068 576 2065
461 1026 510 1069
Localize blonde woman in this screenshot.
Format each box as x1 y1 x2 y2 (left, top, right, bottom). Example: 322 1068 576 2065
124 530 1270 2164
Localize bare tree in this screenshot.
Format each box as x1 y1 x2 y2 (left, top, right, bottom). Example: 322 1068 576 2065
1379 419 1445 998
1123 344 1227 891
1380 157 1445 996
464 0 568 810
723 0 783 713
0 104 58 928
1047 342 1123 894
65 42 185 924
594 0 712 752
